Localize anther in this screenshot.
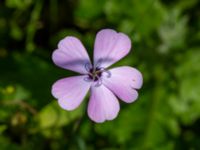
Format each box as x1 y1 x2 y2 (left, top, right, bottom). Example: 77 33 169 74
84 62 111 86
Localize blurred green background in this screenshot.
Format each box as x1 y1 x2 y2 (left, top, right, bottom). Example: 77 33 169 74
0 0 200 149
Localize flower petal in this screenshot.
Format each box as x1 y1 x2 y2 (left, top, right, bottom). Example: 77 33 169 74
93 29 131 68
52 36 91 74
52 75 91 110
103 66 143 103
87 85 120 123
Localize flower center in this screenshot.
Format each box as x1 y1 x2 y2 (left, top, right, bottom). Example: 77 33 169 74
84 63 111 87
88 67 102 81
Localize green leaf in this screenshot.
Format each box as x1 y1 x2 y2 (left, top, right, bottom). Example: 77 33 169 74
35 101 84 137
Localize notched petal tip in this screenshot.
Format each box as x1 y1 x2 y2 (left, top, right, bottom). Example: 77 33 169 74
52 36 91 74
87 85 120 123
103 66 142 103
94 29 132 68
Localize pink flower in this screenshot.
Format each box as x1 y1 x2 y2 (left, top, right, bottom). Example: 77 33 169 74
51 29 143 123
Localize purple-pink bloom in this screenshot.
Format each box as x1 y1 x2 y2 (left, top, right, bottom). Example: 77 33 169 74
51 29 143 123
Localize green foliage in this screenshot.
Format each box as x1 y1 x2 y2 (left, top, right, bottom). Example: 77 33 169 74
158 8 188 53
6 0 33 9
0 0 200 149
171 48 200 124
105 0 166 39
36 101 84 137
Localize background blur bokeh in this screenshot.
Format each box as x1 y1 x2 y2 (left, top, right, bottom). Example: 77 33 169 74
0 0 200 149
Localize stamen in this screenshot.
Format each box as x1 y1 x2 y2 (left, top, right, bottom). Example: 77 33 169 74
98 67 111 78
85 63 92 72
84 62 111 86
94 77 102 87
104 70 111 78
84 76 93 82
94 59 102 68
